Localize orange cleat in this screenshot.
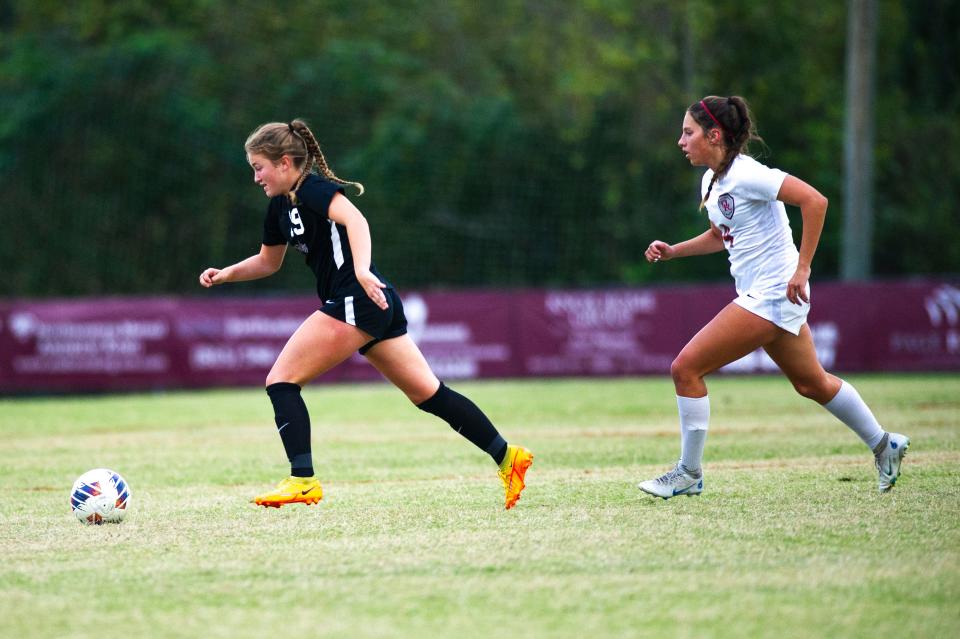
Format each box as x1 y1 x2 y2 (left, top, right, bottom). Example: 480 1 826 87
252 476 323 508
498 445 533 510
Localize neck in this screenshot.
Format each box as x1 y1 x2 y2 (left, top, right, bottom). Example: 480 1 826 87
708 148 734 173
287 171 307 194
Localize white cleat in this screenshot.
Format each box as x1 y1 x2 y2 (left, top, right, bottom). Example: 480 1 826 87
639 464 703 500
875 433 910 492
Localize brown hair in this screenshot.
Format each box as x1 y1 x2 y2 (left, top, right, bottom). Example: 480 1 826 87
688 96 763 210
244 119 364 201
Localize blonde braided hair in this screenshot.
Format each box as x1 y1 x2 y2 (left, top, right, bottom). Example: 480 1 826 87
244 119 364 203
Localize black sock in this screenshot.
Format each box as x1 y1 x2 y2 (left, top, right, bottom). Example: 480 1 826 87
417 382 508 464
266 382 314 477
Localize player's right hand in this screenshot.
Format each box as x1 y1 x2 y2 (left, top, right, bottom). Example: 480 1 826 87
356 269 388 310
645 240 673 263
199 267 223 287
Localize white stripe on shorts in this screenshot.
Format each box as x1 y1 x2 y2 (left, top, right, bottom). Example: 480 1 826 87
345 296 356 326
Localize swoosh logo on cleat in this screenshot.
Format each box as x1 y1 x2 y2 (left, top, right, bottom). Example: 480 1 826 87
673 485 696 496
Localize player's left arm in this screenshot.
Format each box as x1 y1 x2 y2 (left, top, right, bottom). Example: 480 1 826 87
328 192 388 310
777 175 829 305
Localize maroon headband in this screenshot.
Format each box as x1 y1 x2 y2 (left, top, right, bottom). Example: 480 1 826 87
700 100 724 131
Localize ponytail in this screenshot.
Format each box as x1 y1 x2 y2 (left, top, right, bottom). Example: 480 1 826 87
690 96 764 210
289 119 365 198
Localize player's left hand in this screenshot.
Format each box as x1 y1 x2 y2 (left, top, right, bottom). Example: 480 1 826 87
786 265 811 305
356 269 388 310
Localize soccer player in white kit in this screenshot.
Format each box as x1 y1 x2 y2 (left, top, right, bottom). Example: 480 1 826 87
639 95 909 499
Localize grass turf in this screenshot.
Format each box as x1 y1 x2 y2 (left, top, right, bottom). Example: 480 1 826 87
1 374 958 638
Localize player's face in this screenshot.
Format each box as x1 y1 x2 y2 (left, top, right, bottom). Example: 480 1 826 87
247 152 297 197
678 112 715 167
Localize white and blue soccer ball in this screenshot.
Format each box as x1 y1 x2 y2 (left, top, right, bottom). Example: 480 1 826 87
70 468 131 525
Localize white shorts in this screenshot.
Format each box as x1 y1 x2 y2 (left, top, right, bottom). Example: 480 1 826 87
733 284 810 335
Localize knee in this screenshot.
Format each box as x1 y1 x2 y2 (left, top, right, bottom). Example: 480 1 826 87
791 377 831 402
266 356 310 387
266 369 298 388
409 381 442 406
791 381 818 400
670 355 696 386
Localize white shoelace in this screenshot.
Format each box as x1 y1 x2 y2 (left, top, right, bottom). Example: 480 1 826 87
654 466 685 485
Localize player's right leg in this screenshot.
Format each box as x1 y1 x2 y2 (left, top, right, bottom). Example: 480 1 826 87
762 325 910 492
873 432 910 492
639 303 781 499
254 311 371 508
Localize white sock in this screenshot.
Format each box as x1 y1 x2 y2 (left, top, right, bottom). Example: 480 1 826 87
677 395 709 475
822 380 886 450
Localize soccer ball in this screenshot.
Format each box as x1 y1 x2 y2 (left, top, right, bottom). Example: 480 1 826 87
70 468 131 525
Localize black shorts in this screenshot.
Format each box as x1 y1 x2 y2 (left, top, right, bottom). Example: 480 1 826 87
319 286 408 355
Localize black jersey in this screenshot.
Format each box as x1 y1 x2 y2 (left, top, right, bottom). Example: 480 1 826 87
262 174 391 301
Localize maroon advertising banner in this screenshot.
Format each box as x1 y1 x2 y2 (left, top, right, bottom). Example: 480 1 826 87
1 280 958 393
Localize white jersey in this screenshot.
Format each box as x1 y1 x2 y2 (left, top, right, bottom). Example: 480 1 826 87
702 154 796 298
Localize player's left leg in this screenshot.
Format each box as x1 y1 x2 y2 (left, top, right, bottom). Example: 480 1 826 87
763 325 909 492
364 334 533 509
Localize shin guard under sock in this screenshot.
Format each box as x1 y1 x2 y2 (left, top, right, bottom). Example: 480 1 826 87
418 382 508 464
677 395 709 477
266 382 314 477
823 380 886 450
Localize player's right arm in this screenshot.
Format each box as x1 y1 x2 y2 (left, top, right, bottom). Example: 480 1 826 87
645 224 724 263
199 243 287 287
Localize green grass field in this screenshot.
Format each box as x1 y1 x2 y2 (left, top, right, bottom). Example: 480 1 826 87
1 374 958 639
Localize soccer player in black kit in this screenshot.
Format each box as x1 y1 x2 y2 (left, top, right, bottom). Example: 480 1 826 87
199 119 532 509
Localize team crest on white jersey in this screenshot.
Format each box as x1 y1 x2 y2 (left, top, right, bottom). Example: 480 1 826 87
718 193 735 219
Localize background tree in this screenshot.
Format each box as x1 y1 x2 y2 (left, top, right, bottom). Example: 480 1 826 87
1 0 956 297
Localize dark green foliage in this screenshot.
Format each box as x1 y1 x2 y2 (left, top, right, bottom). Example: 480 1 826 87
1 0 956 297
